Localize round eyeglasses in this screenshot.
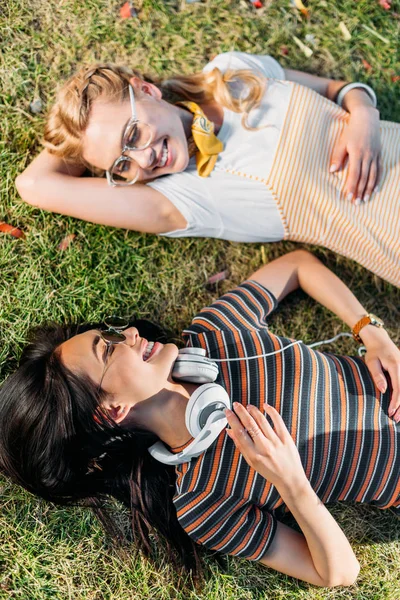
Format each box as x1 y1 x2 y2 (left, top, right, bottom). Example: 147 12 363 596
97 316 130 392
106 85 153 187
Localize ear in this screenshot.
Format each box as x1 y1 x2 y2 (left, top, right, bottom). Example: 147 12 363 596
129 76 162 100
101 402 130 424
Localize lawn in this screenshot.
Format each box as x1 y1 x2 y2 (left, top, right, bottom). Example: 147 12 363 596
1 0 400 598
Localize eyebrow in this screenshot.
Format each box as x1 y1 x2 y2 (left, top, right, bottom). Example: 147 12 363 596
92 335 101 362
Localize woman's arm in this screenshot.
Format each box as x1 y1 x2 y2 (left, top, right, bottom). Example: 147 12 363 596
226 403 360 587
15 150 187 233
249 250 400 418
283 69 381 204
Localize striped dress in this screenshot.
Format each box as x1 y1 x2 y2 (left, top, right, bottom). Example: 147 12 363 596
173 281 400 560
268 83 400 287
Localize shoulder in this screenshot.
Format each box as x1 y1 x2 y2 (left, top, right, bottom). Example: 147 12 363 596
183 280 278 338
203 51 285 80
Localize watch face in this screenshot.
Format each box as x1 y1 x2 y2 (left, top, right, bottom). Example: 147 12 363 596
369 313 384 327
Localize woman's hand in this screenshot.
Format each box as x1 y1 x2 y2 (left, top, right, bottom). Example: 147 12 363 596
225 402 307 490
360 327 400 421
330 106 381 204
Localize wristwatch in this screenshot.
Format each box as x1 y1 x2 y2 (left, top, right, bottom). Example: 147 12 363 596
352 313 384 343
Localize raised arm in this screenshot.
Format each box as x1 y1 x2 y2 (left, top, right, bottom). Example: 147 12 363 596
15 150 187 234
249 250 400 418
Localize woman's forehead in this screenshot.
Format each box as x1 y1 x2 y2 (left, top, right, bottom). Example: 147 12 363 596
82 100 130 169
60 330 99 366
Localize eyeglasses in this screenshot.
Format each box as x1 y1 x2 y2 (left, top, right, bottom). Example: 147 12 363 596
97 316 129 392
106 85 153 187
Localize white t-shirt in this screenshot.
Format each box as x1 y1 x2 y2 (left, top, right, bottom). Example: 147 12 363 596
147 52 292 242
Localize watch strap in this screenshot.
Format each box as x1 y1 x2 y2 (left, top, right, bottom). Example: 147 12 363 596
352 313 383 343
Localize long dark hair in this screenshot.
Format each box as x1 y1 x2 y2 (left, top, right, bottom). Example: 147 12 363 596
0 319 203 575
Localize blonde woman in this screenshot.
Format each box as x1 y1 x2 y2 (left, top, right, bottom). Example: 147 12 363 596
16 52 399 286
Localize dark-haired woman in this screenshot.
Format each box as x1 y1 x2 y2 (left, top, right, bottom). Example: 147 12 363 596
1 249 400 587
16 52 400 287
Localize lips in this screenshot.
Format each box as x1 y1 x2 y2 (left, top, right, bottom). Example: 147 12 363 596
142 341 162 361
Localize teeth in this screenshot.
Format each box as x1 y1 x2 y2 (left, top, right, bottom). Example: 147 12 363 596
158 140 168 168
143 341 154 361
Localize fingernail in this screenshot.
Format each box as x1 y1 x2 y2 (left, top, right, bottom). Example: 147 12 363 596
246 405 252 411
233 402 240 409
378 383 387 394
364 194 370 203
355 198 361 206
347 193 353 202
389 407 395 417
225 408 232 416
329 164 337 173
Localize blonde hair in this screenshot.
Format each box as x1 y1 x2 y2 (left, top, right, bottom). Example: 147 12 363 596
43 63 266 170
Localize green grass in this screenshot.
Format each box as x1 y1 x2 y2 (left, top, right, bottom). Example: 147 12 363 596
1 0 400 597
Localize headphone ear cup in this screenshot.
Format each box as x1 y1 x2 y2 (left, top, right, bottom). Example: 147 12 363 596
172 353 219 383
185 383 231 437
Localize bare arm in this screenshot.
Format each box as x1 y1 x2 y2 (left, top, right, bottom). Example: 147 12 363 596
249 250 400 418
15 150 187 234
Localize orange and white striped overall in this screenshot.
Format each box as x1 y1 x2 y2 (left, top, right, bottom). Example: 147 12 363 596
266 83 400 287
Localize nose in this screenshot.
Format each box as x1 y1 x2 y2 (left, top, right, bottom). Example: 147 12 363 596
124 326 140 346
128 147 156 171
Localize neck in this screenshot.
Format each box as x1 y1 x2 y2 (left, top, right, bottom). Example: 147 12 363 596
122 380 199 449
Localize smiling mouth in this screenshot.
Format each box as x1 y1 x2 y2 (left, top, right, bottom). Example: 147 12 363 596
157 139 169 168
143 341 155 361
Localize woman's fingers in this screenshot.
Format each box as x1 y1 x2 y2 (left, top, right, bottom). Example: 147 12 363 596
232 402 274 443
345 154 362 203
330 139 347 173
225 407 253 445
363 159 378 202
366 356 387 394
263 403 292 443
355 158 372 203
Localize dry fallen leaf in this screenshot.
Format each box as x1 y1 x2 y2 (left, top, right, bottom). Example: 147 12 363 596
207 270 229 285
119 1 138 18
0 222 25 239
292 35 313 58
361 59 373 72
58 234 76 250
291 0 310 18
338 21 351 41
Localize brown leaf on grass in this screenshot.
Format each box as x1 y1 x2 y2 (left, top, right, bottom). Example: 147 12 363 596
207 270 229 285
59 234 76 250
119 1 138 18
0 222 25 239
291 0 310 18
280 45 289 56
361 59 373 71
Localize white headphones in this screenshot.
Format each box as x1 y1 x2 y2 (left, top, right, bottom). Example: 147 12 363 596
148 342 302 465
147 332 362 465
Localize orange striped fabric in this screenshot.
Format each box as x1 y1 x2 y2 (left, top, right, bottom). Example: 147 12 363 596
266 83 400 287
173 281 400 560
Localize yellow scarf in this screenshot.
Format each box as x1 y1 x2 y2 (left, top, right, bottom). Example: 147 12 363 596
177 101 224 178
